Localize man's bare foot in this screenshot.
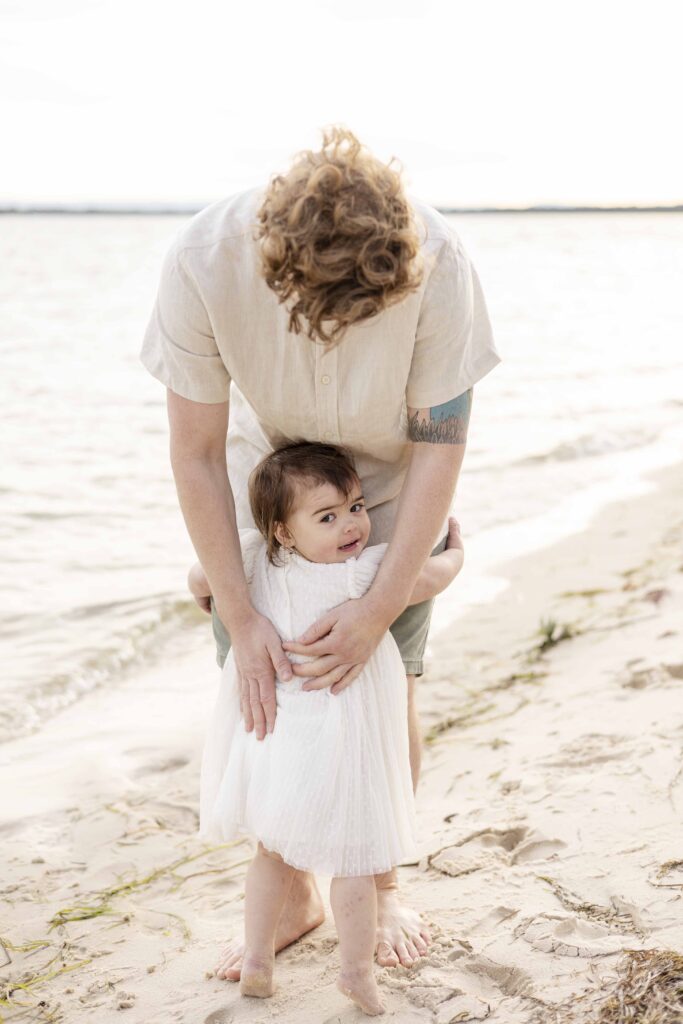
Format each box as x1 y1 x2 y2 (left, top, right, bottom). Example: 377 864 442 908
212 871 325 981
239 951 275 998
374 873 431 968
337 966 385 1016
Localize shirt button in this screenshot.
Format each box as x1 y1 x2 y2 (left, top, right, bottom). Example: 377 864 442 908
321 431 332 441
320 374 331 385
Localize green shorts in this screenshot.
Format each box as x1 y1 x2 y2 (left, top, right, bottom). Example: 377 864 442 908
210 532 448 678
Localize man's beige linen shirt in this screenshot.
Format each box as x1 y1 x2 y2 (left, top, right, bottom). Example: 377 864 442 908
139 186 502 545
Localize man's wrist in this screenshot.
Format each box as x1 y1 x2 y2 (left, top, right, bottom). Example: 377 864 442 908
214 594 258 635
361 587 409 632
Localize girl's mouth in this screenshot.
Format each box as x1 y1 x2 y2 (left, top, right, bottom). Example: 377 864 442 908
339 538 360 551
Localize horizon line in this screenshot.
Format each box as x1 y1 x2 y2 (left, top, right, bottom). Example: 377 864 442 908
0 202 682 215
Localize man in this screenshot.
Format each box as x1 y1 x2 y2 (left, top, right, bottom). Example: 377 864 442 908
139 125 502 975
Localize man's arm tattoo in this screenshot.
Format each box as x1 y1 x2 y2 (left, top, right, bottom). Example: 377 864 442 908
406 388 472 444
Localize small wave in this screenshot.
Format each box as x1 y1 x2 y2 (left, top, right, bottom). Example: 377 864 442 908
20 510 98 521
63 591 175 620
0 596 207 745
515 427 660 467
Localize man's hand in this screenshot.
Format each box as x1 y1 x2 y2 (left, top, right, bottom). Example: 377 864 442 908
225 608 294 740
281 596 392 696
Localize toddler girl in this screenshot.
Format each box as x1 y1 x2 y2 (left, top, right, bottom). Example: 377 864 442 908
190 441 464 1015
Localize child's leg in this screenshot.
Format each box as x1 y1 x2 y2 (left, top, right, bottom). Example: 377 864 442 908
241 841 296 998
330 875 385 1016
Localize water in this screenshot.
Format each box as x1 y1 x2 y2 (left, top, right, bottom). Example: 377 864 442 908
2 212 682 742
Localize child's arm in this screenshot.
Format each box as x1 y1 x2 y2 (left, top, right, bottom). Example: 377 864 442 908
188 560 212 614
405 516 464 606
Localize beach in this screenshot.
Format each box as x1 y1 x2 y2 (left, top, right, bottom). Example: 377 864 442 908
3 455 682 1023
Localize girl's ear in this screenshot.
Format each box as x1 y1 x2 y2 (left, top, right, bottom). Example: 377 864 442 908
273 521 292 548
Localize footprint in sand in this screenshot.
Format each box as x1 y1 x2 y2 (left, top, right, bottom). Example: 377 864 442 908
384 948 535 1020
538 732 636 768
382 962 491 1022
517 914 635 957
429 825 566 877
620 663 683 689
465 954 535 999
203 1009 233 1024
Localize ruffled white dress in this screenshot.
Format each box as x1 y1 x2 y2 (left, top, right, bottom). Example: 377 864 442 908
199 529 418 877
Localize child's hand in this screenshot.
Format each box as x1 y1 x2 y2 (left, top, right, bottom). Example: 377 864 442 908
187 562 212 616
192 593 212 615
445 515 464 554
405 516 464 606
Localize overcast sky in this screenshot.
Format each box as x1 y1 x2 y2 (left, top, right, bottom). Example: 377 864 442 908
1 0 681 207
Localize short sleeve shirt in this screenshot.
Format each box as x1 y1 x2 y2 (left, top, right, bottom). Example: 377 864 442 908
139 186 502 544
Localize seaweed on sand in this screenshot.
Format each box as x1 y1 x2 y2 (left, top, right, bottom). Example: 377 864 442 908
48 841 247 929
527 617 579 660
534 876 644 935
651 859 683 889
0 939 92 1021
580 949 683 1024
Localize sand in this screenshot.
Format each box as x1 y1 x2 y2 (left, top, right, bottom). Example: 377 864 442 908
2 457 682 1023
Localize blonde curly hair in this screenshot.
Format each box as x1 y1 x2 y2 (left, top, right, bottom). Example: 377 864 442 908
253 125 425 346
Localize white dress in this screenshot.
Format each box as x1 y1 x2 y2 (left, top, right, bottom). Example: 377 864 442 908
199 529 418 877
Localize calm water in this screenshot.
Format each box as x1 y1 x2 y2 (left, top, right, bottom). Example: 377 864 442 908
2 212 682 742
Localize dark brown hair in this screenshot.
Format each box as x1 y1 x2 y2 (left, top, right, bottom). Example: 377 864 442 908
248 440 360 566
253 124 425 347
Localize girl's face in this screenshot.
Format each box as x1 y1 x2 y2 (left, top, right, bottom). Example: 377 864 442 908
276 477 371 563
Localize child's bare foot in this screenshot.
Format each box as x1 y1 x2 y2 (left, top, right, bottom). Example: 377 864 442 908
446 514 463 551
212 872 324 980
239 951 275 998
337 966 385 1016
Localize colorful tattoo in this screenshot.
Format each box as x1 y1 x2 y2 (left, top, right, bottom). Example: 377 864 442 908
407 388 472 444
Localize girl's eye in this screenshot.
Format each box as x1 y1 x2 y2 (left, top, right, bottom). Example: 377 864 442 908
321 513 334 523
351 503 365 513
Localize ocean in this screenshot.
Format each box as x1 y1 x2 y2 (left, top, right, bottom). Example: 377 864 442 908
2 211 682 743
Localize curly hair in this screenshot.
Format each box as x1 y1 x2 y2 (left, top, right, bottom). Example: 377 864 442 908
253 125 425 346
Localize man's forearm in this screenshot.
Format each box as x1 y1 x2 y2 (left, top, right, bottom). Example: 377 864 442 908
365 388 473 626
171 453 254 632
366 443 465 624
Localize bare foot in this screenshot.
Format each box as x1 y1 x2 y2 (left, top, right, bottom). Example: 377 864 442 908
337 966 385 1016
375 875 431 968
239 952 274 998
212 871 325 981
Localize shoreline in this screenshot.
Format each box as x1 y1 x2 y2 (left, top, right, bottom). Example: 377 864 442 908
3 456 682 1022
2 206 682 216
428 451 683 653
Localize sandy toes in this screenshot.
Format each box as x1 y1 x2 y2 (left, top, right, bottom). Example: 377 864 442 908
213 880 431 978
375 888 431 968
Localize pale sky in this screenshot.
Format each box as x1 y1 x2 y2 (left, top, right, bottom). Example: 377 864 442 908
2 0 681 207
